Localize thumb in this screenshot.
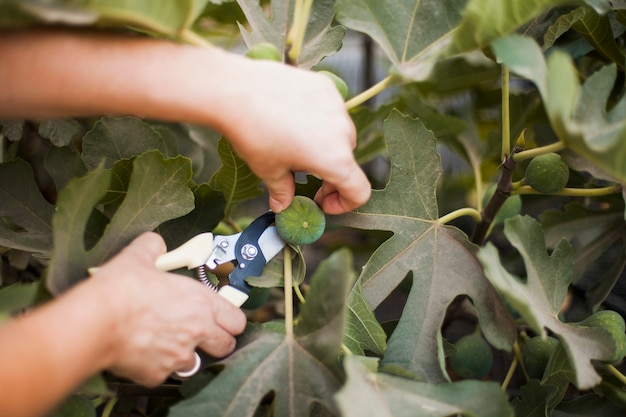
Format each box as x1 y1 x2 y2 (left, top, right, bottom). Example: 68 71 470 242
265 171 296 213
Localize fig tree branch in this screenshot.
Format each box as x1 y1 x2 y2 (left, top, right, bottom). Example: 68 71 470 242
471 144 523 245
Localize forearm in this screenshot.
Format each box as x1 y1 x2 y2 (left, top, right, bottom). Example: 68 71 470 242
0 280 117 417
0 28 243 131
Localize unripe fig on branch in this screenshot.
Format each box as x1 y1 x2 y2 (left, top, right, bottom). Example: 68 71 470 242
245 42 282 62
276 196 326 245
524 153 569 193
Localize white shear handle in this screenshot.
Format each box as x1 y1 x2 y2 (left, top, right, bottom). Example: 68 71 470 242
154 233 214 271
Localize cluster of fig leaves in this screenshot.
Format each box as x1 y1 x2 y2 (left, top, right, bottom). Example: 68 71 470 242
1 0 626 416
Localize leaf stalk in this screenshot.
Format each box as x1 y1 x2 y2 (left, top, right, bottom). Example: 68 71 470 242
345 75 396 109
286 0 313 63
512 184 622 197
284 246 294 338
437 207 482 225
513 141 565 162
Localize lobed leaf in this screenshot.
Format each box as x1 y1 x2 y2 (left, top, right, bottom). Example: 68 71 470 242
332 110 516 382
343 279 387 356
208 138 262 216
494 34 626 182
47 151 194 294
170 248 355 417
477 215 618 389
9 0 210 38
336 356 514 417
236 0 345 68
82 117 170 170
449 0 610 55
335 0 465 81
0 159 54 255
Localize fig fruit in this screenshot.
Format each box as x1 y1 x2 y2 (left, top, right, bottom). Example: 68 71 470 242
482 184 522 225
524 153 569 193
449 331 493 379
522 336 559 379
276 196 326 245
580 310 626 363
318 70 349 100
245 42 282 62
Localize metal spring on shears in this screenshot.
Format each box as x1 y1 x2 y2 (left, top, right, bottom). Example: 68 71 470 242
196 265 218 291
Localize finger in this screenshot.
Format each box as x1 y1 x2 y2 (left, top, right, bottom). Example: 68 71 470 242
123 232 167 263
197 331 238 358
315 164 371 214
265 170 296 213
210 294 247 335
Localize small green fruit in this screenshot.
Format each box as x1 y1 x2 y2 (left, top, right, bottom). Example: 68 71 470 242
522 336 559 379
276 196 326 245
449 331 493 379
580 310 626 363
245 42 282 62
524 153 569 193
318 70 349 100
482 184 522 225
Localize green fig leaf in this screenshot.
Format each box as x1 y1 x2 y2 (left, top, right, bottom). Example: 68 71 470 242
335 0 465 81
449 0 610 55
332 110 516 382
477 215 617 389
237 0 345 69
0 159 54 255
7 0 211 38
38 119 81 147
156 183 226 250
47 151 194 294
82 117 170 170
169 248 355 417
208 138 262 216
44 146 88 194
336 355 514 417
344 278 387 356
493 34 626 182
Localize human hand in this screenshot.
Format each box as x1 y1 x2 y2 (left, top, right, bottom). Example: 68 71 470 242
89 232 246 387
212 58 371 214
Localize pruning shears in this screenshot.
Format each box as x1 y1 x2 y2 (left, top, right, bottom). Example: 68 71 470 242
153 211 286 376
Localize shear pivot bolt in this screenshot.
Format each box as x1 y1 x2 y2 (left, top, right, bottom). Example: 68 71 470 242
241 244 258 260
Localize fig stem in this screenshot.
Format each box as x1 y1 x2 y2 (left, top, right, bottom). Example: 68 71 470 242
180 29 212 48
101 397 118 417
513 340 530 382
501 65 510 161
513 141 565 162
284 246 294 338
345 75 396 109
605 364 626 385
437 207 482 225
512 184 622 197
294 284 306 304
286 0 313 63
501 353 518 391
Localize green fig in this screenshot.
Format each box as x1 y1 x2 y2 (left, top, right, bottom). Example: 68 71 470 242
449 331 493 379
522 336 559 379
524 153 569 193
245 42 282 62
275 196 326 245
